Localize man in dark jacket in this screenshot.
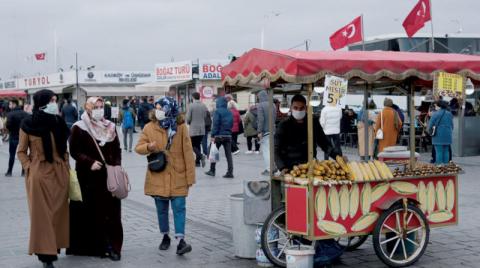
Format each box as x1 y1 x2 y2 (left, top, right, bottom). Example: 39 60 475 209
61 99 78 128
275 94 341 172
205 96 234 178
137 97 154 129
104 100 112 121
5 99 28 176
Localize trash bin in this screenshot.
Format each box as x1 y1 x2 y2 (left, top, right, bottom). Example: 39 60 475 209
230 193 257 259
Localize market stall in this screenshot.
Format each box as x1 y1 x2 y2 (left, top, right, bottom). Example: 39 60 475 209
222 49 479 267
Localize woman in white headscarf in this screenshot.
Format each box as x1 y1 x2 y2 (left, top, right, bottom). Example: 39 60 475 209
67 97 123 261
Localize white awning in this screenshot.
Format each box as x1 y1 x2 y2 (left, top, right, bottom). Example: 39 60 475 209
135 80 191 94
81 85 160 96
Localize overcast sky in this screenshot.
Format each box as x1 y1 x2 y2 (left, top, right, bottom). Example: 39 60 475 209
1 0 479 79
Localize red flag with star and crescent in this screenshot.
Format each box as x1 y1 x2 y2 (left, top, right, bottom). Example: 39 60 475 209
402 0 431 37
329 16 363 50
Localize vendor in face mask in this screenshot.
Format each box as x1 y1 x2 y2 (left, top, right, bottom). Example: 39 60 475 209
274 94 342 173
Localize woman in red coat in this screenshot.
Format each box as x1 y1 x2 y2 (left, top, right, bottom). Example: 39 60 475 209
229 101 241 155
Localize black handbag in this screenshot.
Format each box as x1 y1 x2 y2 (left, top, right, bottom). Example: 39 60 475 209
147 139 171 172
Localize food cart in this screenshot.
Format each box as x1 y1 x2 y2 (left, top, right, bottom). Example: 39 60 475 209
222 49 479 267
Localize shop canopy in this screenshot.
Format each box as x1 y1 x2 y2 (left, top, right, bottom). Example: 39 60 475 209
135 80 192 94
222 49 480 86
0 90 27 98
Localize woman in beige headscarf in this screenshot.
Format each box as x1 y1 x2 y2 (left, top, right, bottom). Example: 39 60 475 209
375 98 402 153
67 97 123 261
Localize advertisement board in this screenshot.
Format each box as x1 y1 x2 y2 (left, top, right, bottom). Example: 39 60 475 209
155 61 192 81
323 75 348 107
199 60 229 80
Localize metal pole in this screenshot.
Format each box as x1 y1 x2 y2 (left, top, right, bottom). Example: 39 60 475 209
75 52 79 120
409 82 416 169
268 88 275 177
363 83 370 160
307 84 314 164
429 0 435 52
459 79 466 157
361 14 366 51
305 40 309 51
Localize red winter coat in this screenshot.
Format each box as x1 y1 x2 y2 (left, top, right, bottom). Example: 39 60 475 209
231 108 241 133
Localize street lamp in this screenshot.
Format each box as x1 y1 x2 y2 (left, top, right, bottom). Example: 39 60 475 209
261 11 281 49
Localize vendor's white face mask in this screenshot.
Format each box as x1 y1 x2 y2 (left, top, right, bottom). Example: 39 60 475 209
292 110 306 120
42 103 58 115
92 109 104 121
155 109 166 121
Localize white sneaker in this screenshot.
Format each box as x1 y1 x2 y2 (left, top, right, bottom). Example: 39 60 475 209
254 151 260 154
245 151 253 154
233 150 240 155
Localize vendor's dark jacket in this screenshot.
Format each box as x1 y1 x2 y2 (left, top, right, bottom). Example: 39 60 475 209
6 107 28 140
274 115 341 171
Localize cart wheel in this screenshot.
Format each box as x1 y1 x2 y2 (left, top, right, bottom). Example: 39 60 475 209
373 203 429 267
336 235 369 251
261 206 312 267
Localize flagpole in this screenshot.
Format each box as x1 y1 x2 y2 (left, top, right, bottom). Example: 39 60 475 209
54 30 58 71
429 0 435 52
361 14 366 51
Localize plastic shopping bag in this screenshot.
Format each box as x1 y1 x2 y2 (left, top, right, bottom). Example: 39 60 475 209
208 142 220 163
69 169 83 201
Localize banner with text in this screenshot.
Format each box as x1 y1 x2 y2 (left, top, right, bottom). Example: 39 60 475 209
323 74 348 107
433 71 464 99
199 60 229 80
155 61 192 82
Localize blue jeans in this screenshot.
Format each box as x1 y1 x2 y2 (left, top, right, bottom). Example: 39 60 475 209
434 145 450 164
153 196 186 238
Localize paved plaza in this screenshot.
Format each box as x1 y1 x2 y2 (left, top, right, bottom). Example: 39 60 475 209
1 132 480 267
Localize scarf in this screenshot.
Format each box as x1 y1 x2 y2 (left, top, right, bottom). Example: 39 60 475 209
20 89 69 163
155 96 179 140
74 97 116 146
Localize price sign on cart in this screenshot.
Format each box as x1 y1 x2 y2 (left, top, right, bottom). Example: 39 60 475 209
433 71 465 99
323 75 348 107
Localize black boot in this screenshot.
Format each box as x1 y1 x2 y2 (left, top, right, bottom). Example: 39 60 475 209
43 262 55 268
223 173 234 179
176 239 192 255
159 234 171 250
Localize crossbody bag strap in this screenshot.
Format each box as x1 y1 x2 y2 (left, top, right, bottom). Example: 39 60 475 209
435 110 446 129
86 131 106 163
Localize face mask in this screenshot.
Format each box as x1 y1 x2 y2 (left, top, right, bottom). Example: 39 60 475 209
42 103 58 115
91 108 104 121
155 109 166 121
292 110 306 120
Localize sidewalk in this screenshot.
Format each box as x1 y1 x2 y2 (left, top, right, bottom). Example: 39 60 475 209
1 133 480 267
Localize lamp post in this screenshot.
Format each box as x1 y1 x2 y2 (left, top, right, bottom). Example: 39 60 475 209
75 52 79 119
260 12 280 49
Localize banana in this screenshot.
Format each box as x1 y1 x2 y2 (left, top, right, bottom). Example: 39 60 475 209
368 162 382 181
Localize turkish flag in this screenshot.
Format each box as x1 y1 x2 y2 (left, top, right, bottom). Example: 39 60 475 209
329 16 363 50
402 0 431 37
35 53 46 61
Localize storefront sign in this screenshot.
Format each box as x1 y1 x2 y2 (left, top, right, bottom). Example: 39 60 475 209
17 72 70 89
155 61 192 81
82 71 154 84
199 60 228 80
199 86 215 99
323 75 348 107
433 71 464 99
3 80 17 89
